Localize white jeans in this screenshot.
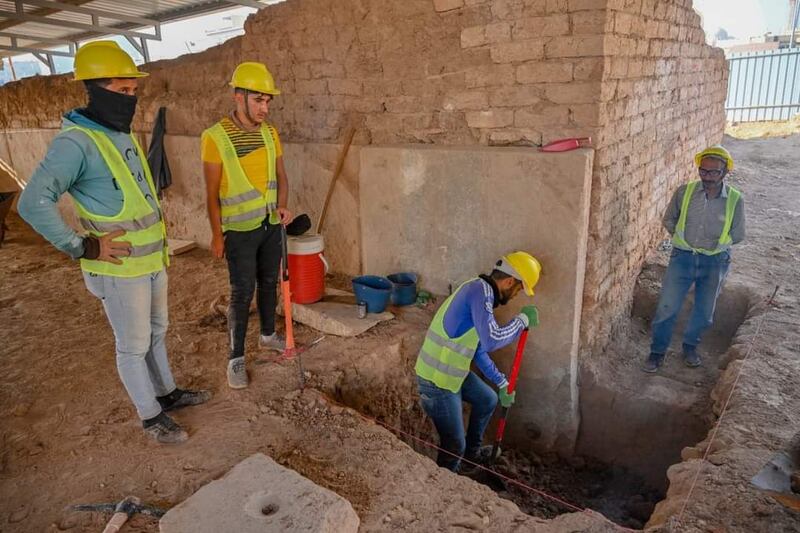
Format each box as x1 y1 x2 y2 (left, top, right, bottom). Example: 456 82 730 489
84 269 176 420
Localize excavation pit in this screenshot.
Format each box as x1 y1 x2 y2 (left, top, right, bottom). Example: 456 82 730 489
314 257 755 530
577 257 755 495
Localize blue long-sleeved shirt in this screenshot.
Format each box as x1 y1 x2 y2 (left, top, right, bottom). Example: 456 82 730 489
442 277 526 388
17 111 154 259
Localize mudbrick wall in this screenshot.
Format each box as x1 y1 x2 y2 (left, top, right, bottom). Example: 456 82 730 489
0 0 726 357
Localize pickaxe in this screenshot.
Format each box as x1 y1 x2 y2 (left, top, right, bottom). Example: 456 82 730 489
70 495 165 533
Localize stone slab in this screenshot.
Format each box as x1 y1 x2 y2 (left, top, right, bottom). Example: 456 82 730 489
359 145 594 453
278 289 394 337
159 453 359 533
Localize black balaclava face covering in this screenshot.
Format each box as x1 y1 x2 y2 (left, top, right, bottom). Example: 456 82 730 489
78 83 137 133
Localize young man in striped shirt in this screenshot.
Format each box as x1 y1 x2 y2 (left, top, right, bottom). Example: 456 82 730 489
202 62 293 389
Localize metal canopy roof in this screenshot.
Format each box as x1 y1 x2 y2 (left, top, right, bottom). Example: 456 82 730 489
0 0 272 72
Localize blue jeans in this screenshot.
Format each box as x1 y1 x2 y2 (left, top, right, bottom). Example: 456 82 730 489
417 372 498 472
650 249 731 356
84 269 176 420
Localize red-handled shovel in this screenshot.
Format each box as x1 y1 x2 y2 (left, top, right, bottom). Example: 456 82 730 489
468 328 530 490
490 327 529 464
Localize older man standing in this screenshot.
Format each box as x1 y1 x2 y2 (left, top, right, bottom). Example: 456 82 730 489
202 62 292 390
644 145 745 372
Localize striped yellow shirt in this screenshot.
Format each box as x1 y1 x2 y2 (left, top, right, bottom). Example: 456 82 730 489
201 117 283 196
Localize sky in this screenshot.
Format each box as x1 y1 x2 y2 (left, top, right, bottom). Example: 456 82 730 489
693 0 794 41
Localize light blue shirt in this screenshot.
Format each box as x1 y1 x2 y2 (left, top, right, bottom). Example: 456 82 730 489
17 111 156 259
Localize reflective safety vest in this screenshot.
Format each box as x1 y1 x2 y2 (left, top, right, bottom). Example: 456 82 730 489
415 280 480 393
202 121 278 232
66 126 168 278
672 180 741 256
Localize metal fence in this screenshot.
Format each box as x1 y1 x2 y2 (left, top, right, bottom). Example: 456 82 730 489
725 48 800 122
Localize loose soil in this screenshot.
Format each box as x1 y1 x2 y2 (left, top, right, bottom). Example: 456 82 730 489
0 215 610 532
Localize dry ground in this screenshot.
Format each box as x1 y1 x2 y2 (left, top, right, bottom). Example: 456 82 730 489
0 218 607 531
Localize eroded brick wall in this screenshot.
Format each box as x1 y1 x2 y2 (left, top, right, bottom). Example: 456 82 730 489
1 0 608 145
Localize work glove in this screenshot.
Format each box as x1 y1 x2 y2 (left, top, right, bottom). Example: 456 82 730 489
517 305 540 328
498 385 516 408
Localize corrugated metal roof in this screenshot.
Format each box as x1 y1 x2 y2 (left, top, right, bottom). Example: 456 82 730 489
0 0 268 58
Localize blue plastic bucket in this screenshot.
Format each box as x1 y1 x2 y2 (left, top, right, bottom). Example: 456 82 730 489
388 273 418 306
352 275 392 313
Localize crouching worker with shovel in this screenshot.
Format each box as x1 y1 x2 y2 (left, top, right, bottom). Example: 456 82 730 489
415 252 541 472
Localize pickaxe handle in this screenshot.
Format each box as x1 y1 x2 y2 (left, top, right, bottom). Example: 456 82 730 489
102 512 130 533
490 328 529 463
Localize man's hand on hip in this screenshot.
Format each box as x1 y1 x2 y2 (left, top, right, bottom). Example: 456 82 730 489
85 229 131 265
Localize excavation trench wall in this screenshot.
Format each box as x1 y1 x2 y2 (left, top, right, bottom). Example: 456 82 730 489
0 0 726 453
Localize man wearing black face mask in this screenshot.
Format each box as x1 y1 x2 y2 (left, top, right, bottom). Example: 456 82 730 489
18 41 211 444
643 145 746 373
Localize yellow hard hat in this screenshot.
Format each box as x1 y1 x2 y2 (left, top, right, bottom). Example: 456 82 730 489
497 251 542 296
73 40 148 81
694 145 734 170
229 62 281 95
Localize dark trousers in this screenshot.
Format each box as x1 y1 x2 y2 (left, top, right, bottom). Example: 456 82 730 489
224 220 281 359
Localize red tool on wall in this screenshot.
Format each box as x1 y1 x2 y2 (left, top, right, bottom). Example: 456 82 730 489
540 137 592 152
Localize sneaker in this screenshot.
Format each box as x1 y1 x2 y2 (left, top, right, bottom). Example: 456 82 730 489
464 445 498 466
157 388 212 412
643 352 664 373
227 357 248 389
683 344 701 367
142 412 188 444
259 333 286 352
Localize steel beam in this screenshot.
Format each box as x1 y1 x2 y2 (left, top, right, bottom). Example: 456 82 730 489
124 35 150 62
225 0 269 8
18 0 159 27
0 43 74 57
0 9 160 40
0 30 77 46
32 51 55 73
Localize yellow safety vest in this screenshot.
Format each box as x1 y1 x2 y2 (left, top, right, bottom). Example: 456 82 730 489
672 180 741 255
66 126 168 278
201 121 278 232
415 280 480 392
